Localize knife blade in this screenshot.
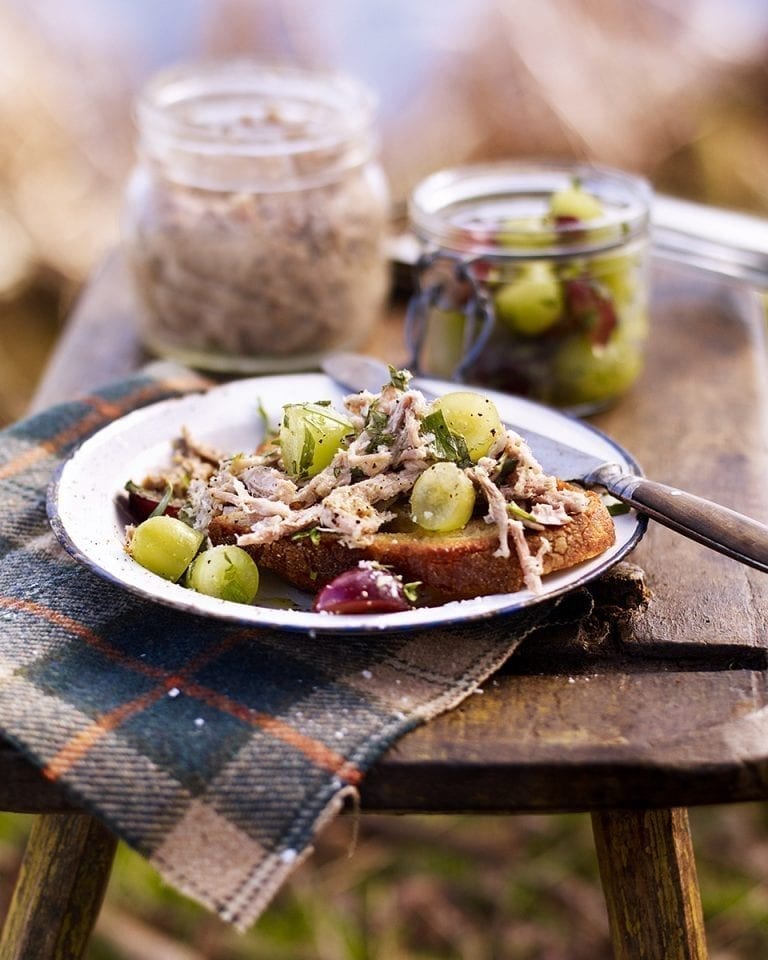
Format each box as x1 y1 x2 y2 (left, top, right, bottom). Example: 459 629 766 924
322 352 768 573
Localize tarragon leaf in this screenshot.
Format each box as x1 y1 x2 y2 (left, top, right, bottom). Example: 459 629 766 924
497 455 519 483
218 555 252 604
423 410 472 467
291 526 322 546
148 482 174 519
256 397 270 433
364 406 395 452
388 366 411 392
298 424 317 478
506 502 542 525
256 398 281 446
403 581 422 603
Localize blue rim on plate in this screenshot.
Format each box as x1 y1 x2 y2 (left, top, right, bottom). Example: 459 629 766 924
47 373 647 635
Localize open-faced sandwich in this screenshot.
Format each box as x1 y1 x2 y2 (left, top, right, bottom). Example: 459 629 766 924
124 368 615 614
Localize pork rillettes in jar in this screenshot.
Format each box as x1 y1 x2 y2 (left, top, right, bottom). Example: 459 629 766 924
406 163 652 414
123 60 390 372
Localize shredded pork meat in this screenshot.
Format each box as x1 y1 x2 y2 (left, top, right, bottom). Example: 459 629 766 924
165 370 591 595
467 464 513 559
236 505 325 546
319 471 419 547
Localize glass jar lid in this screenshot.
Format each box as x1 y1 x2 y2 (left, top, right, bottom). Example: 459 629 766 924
408 161 652 259
135 59 378 190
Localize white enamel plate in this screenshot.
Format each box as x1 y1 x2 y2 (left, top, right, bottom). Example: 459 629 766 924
48 373 646 634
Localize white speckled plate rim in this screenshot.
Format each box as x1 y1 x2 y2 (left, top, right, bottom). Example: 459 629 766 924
47 373 646 635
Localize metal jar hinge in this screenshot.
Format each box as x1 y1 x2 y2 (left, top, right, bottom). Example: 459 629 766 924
404 251 496 381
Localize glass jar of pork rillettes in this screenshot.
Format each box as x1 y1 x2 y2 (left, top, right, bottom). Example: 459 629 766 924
406 162 652 414
122 60 391 372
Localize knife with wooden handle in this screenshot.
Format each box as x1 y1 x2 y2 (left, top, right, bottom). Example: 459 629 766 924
322 352 768 573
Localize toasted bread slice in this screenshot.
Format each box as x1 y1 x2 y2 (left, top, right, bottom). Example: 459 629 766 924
208 485 614 603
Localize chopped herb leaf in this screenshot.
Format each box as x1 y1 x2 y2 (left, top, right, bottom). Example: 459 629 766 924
148 483 173 519
607 501 631 516
388 366 411 392
298 424 317 478
365 406 395 452
176 502 197 528
292 526 322 546
403 581 421 603
498 455 519 483
256 397 274 440
506 501 540 525
220 555 251 604
423 410 472 466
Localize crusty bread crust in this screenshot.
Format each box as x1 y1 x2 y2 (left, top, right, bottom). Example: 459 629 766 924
208 484 615 603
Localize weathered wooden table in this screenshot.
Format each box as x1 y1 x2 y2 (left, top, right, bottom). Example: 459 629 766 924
3 254 768 959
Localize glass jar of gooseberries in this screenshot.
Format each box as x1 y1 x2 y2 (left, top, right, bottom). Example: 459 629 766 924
406 162 652 414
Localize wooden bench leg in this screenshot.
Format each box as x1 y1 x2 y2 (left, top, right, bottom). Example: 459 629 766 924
591 808 708 960
0 813 117 960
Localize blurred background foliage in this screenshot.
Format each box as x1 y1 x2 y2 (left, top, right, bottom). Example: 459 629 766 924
3 0 768 425
2 806 768 958
3 0 768 956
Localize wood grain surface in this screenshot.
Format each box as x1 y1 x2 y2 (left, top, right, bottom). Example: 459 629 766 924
9 255 768 816
597 266 768 652
0 813 117 959
592 808 708 959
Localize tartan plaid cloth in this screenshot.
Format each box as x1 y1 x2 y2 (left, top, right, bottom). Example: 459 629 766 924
0 365 591 930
